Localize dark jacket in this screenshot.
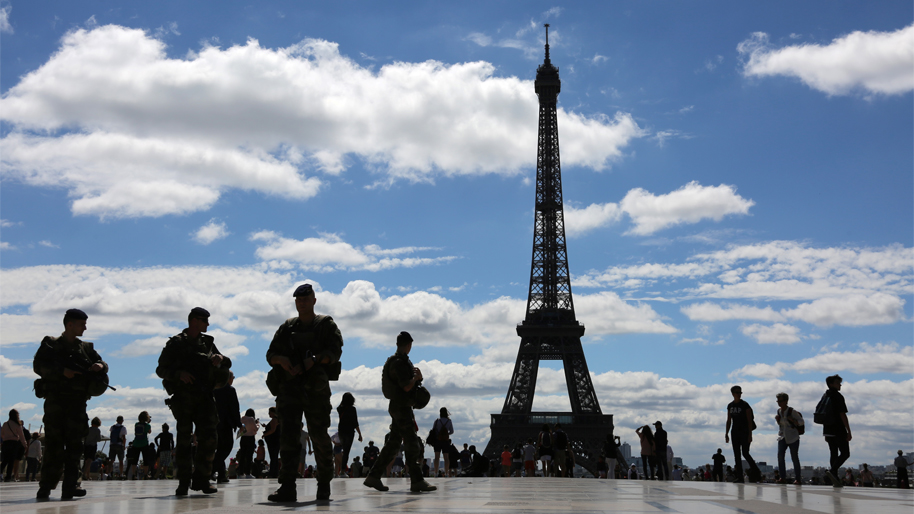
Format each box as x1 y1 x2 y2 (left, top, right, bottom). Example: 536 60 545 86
156 330 231 395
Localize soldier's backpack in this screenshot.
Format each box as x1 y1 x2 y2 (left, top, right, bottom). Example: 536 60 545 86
813 392 834 425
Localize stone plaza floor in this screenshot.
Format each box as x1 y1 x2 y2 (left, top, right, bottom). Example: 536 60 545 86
1 477 912 514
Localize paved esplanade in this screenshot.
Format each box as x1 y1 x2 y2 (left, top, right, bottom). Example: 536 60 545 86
2 479 911 514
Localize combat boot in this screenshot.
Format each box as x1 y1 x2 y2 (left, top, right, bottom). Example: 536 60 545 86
316 482 330 500
410 480 437 492
363 475 389 491
36 487 51 501
61 487 87 500
175 480 190 496
268 483 297 502
191 478 218 494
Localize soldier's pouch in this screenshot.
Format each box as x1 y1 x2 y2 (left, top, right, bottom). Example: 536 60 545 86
323 362 342 381
266 368 283 397
33 378 47 399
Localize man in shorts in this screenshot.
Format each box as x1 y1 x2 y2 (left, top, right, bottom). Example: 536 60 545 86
108 416 127 478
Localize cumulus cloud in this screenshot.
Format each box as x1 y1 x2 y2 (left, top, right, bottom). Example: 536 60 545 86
682 293 905 328
621 182 754 236
730 342 914 379
565 182 753 237
0 25 644 219
738 25 914 96
740 323 802 344
0 266 674 349
578 241 913 305
251 231 457 272
564 202 623 237
0 355 37 378
193 219 230 245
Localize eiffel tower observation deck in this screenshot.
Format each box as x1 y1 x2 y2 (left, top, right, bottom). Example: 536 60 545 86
483 25 614 476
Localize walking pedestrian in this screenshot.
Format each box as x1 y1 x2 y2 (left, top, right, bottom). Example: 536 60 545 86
774 392 804 485
336 392 362 475
265 283 344 502
818 375 851 488
537 424 553 477
263 407 281 478
213 377 241 483
653 421 669 480
33 309 109 500
725 385 760 483
1 410 27 482
362 331 436 493
430 408 454 477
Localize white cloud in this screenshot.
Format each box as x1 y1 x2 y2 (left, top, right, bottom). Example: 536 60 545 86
792 342 914 375
565 181 752 237
591 54 608 64
621 181 755 236
738 25 914 96
193 219 230 245
251 231 456 272
0 25 643 218
0 219 21 227
0 266 675 349
0 355 37 378
0 5 11 34
564 202 623 237
578 242 913 306
784 293 906 327
731 342 914 379
0 242 15 251
740 323 802 344
38 240 59 248
681 302 785 322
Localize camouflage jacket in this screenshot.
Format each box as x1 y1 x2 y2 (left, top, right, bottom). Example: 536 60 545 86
265 315 343 395
156 330 232 395
33 335 108 398
382 351 416 408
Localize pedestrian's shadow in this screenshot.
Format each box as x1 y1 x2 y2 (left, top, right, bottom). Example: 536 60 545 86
259 499 332 507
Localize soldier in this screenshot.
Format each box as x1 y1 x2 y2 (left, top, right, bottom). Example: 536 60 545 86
33 308 109 501
266 283 343 502
363 331 436 493
156 307 232 496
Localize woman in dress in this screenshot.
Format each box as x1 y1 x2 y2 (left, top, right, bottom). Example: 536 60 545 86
336 392 362 476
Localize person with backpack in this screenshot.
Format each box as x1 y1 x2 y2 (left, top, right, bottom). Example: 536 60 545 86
537 424 553 477
774 392 804 484
816 374 851 488
552 423 568 477
429 407 453 477
725 385 761 483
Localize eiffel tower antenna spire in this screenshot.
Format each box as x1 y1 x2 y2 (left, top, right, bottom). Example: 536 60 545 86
484 24 616 476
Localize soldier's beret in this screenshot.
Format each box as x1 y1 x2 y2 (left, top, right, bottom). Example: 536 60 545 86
189 307 210 318
63 308 88 322
396 331 413 346
293 283 314 297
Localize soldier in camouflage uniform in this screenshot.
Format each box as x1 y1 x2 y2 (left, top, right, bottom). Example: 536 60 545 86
33 309 108 501
266 283 343 502
156 307 232 496
363 331 436 493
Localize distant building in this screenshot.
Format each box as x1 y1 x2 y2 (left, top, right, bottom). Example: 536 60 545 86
621 442 632 462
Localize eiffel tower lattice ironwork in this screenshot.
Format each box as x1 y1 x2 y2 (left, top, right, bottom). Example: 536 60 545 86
483 25 615 477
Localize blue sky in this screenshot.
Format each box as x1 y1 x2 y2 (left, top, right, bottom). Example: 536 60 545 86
1 2 912 470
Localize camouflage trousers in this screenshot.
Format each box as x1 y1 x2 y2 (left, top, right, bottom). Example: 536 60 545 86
167 392 219 482
368 403 423 482
40 395 89 491
276 380 332 485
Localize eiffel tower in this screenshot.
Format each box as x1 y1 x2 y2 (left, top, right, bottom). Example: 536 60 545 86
483 25 614 476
